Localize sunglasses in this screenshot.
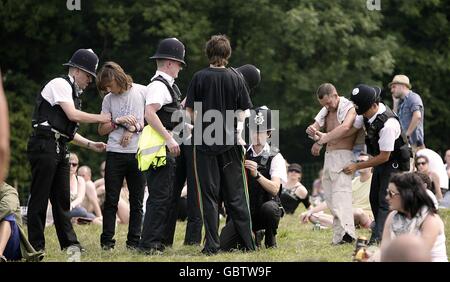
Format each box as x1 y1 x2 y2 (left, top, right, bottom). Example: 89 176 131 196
386 189 400 198
70 162 79 167
416 162 427 166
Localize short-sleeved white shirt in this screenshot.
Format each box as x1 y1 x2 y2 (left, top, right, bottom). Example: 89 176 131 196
145 71 175 110
247 143 287 183
41 75 76 106
367 103 401 152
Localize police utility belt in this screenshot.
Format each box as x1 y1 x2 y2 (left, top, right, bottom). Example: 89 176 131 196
33 124 70 141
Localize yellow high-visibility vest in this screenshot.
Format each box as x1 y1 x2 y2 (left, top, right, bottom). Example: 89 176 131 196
136 125 166 171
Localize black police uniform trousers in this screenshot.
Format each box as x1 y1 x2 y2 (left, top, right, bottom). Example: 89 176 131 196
139 152 177 251
100 152 145 249
163 144 202 246
220 200 281 250
27 134 80 251
370 160 400 242
194 145 256 253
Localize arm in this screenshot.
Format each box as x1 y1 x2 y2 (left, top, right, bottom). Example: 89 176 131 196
405 111 421 138
420 214 442 252
98 120 115 136
294 184 308 199
316 108 357 145
380 211 395 253
343 151 391 175
0 72 10 183
0 186 20 220
60 102 111 124
244 160 280 196
72 133 106 152
145 103 180 156
430 172 442 200
306 121 321 139
70 177 86 209
300 201 328 223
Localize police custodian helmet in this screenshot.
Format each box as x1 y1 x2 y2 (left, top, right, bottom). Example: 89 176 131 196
236 64 261 90
350 84 381 115
249 106 276 133
63 49 99 78
150 38 186 66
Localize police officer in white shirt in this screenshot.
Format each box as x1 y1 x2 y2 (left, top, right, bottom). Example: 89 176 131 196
27 49 110 253
344 84 411 245
220 106 287 250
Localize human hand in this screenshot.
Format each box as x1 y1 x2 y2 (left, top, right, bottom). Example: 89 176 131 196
89 142 107 152
311 143 322 156
244 160 258 177
306 125 317 138
166 136 180 157
120 131 134 147
343 163 357 175
115 115 137 126
99 113 111 123
300 211 311 224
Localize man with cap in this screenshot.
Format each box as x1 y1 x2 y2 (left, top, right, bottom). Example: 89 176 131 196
344 84 411 245
27 48 110 253
389 74 425 152
219 106 286 250
185 34 255 254
305 83 358 245
139 37 186 254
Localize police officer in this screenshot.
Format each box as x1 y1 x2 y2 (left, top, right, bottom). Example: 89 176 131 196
139 38 185 254
27 49 111 252
220 106 286 250
343 84 411 245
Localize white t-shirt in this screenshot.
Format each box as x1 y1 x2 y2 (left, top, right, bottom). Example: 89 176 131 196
355 103 401 152
247 143 287 183
41 75 76 106
145 70 175 110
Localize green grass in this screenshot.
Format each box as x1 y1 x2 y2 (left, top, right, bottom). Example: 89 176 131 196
40 207 450 262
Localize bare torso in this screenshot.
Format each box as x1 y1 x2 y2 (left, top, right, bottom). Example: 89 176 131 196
325 110 357 151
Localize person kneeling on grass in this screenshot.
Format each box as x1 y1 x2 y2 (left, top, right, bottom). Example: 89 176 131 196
219 106 287 250
0 182 44 262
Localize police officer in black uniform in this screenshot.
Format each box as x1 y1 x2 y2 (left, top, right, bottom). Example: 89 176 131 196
343 84 411 245
220 106 286 250
27 49 111 252
139 38 186 254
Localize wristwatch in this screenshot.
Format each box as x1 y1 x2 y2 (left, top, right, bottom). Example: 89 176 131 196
254 172 261 180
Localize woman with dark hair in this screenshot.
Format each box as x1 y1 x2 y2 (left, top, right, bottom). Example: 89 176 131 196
380 173 447 262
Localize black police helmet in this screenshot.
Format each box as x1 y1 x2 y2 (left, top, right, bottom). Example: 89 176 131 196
150 38 186 66
350 84 381 115
236 64 261 90
63 49 99 78
248 106 276 133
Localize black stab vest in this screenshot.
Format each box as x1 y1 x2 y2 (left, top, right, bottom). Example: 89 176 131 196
31 75 81 140
151 76 182 130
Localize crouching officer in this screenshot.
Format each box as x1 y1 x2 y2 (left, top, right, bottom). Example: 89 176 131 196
343 84 411 245
220 106 286 250
27 49 111 252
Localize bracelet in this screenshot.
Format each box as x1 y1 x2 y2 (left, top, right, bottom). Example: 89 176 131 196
87 141 91 148
254 172 261 180
111 121 118 129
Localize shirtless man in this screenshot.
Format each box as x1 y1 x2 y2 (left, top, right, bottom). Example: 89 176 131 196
306 83 358 245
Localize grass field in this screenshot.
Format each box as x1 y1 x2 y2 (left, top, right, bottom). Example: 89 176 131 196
41 207 450 262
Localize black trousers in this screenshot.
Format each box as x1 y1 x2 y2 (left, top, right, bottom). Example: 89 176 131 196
194 145 255 253
163 145 203 246
100 152 145 248
139 154 176 250
27 135 79 251
220 200 281 251
370 161 400 241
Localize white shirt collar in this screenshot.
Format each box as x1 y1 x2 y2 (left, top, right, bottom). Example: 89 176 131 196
368 103 386 124
247 143 271 157
151 70 175 86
